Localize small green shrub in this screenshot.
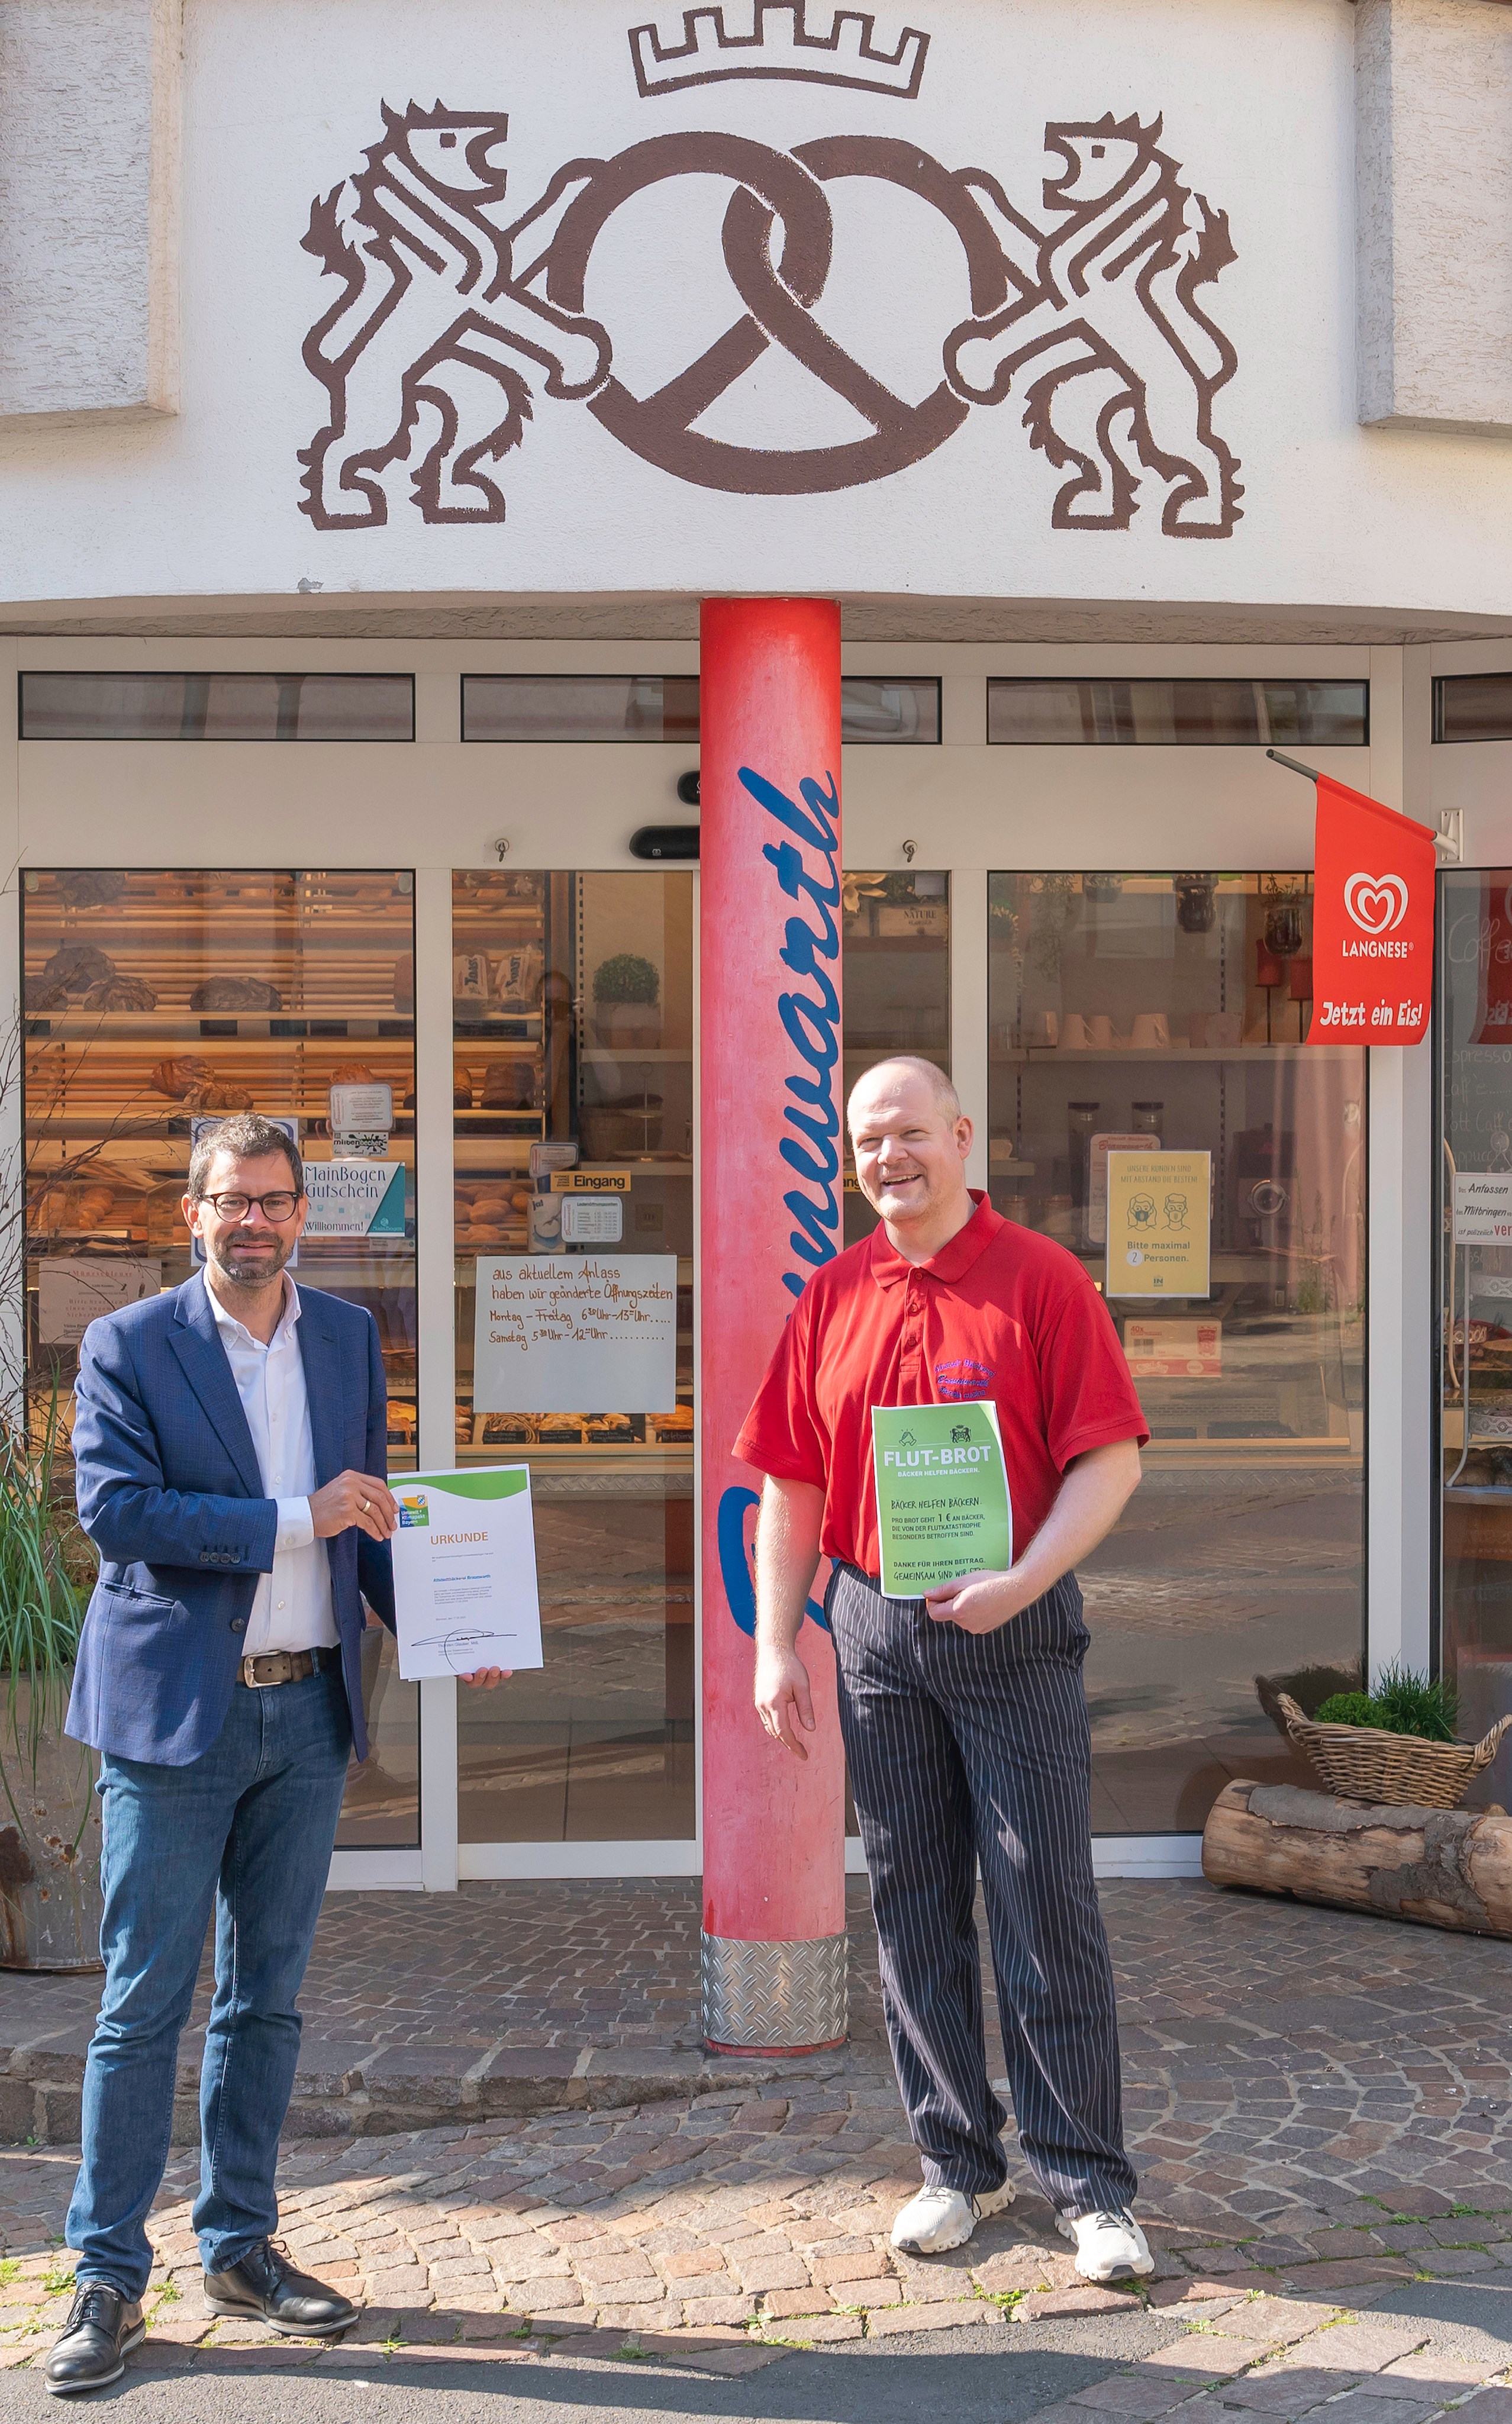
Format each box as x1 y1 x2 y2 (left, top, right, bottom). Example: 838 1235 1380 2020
592 953 659 1006
1314 1665 1458 1743
1314 1691 1382 1729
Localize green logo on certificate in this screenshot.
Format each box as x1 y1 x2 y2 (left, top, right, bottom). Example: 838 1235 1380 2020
871 1402 1013 1600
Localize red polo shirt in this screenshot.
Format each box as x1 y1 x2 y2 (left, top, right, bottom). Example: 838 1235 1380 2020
734 1192 1148 1578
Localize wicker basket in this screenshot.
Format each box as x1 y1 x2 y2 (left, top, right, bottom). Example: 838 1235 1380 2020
1277 1693 1512 1810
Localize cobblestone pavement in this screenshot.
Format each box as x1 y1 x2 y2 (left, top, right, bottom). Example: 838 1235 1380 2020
0 1881 1504 2400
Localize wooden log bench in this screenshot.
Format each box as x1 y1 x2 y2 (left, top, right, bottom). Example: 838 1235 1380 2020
1202 1780 1512 1940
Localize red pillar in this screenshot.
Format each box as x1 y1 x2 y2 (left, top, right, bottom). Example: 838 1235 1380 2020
699 598 848 2054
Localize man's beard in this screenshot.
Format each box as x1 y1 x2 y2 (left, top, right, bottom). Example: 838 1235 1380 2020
207 1231 294 1294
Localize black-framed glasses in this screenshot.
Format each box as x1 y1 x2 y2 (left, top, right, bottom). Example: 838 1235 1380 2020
197 1190 302 1221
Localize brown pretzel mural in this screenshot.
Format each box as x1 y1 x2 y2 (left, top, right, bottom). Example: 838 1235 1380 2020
546 133 1009 495
296 102 1242 534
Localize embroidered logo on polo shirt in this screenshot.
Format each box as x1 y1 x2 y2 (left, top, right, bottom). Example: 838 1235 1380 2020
936 1357 995 1400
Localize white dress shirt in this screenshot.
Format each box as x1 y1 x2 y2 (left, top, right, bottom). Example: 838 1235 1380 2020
208 1277 337 1656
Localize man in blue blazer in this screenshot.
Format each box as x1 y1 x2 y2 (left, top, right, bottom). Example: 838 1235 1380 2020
47 1114 505 2396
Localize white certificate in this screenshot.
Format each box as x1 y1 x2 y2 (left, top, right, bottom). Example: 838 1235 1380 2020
389 1466 543 1681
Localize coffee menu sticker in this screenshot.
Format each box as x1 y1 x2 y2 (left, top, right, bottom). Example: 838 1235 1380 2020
472 1253 678 1414
871 1401 1013 1599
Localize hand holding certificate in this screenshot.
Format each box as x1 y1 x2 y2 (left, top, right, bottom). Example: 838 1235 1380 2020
389 1466 544 1681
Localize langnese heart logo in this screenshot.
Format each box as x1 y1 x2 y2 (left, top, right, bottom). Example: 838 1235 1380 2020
1343 871 1409 936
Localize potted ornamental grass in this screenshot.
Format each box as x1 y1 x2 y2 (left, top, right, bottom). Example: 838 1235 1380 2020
0 1400 101 1971
591 952 662 1049
1277 1662 1511 1811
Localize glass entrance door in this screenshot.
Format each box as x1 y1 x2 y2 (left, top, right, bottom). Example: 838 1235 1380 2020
988 872 1367 1832
451 871 694 1842
1436 869 1512 1808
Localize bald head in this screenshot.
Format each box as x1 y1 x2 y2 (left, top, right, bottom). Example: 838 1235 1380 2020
847 1056 973 1253
847 1056 960 1129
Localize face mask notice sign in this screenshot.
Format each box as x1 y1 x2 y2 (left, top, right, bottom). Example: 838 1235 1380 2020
871 1401 1013 1599
1106 1151 1211 1298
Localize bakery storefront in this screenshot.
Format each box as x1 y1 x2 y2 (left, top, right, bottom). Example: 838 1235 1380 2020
15 646 1511 1888
6 0 1512 1904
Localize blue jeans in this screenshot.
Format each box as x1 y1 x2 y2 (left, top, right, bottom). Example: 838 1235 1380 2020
66 1667 352 2299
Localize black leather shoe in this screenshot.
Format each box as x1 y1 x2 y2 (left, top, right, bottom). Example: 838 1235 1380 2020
43 2283 146 2396
202 2238 357 2336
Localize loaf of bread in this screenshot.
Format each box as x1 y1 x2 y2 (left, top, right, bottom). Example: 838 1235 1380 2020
80 975 157 1011
41 942 114 994
188 977 283 1012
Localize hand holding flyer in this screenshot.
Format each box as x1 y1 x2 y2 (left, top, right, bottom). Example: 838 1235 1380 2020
871 1403 1013 1598
389 1466 544 1681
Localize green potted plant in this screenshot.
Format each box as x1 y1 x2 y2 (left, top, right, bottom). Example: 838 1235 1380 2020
592 952 662 1049
0 1400 101 1971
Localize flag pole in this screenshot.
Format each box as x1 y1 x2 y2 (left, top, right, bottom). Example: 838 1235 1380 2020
1265 748 1321 781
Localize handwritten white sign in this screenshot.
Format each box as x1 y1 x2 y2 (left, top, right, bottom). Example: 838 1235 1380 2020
38 1258 162 1346
472 1255 678 1414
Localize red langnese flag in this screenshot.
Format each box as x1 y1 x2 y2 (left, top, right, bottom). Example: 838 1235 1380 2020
1307 775 1436 1045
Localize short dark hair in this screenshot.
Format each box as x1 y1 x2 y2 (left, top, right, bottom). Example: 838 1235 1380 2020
188 1115 304 1201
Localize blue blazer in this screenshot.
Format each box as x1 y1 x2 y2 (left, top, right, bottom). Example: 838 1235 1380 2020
67 1273 396 1767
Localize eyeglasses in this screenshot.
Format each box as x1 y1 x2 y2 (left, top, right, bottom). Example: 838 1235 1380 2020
197 1191 301 1221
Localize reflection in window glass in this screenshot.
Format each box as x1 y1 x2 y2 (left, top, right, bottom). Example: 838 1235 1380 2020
986 678 1368 748
452 871 694 1842
462 676 700 743
20 673 414 743
462 676 940 744
1436 869 1512 1811
1433 673 1512 745
989 872 1366 1834
22 868 420 1848
842 873 950 1248
840 680 940 744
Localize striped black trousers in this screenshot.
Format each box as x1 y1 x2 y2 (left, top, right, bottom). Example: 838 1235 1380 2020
827 1563 1137 2216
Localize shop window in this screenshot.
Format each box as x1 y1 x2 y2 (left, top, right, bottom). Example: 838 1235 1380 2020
19 673 414 742
21 868 420 1849
988 872 1366 1835
842 872 950 1247
462 675 939 744
986 678 1368 748
452 870 694 1843
1435 869 1512 1809
462 675 700 743
1433 673 1512 745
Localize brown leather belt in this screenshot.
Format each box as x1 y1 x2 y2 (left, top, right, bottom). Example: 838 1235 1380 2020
237 1645 340 1690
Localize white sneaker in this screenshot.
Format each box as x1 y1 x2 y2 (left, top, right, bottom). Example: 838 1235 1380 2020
1057 2207 1154 2282
891 2179 1015 2255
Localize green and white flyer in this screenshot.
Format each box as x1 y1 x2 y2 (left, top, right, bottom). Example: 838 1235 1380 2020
390 1466 543 1680
871 1403 1014 1598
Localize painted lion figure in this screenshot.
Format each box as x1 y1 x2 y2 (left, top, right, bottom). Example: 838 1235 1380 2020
944 113 1243 537
298 102 612 527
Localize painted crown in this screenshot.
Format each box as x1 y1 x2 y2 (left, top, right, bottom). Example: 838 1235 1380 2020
629 3 929 99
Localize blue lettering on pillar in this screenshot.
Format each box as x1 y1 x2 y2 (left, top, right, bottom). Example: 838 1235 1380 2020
717 1483 829 1637
738 764 843 1303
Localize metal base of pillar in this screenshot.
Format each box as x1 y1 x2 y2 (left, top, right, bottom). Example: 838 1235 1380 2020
700 1930 848 2054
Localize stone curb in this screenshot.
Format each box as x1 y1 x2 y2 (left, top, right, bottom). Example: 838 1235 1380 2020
0 2041 871 2147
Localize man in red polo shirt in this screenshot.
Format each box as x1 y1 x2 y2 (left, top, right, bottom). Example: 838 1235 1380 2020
736 1055 1152 2282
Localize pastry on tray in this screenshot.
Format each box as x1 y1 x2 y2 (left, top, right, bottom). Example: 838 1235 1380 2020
481 1415 532 1445
26 979 73 1013
329 1062 376 1084
188 976 283 1011
151 1056 213 1100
